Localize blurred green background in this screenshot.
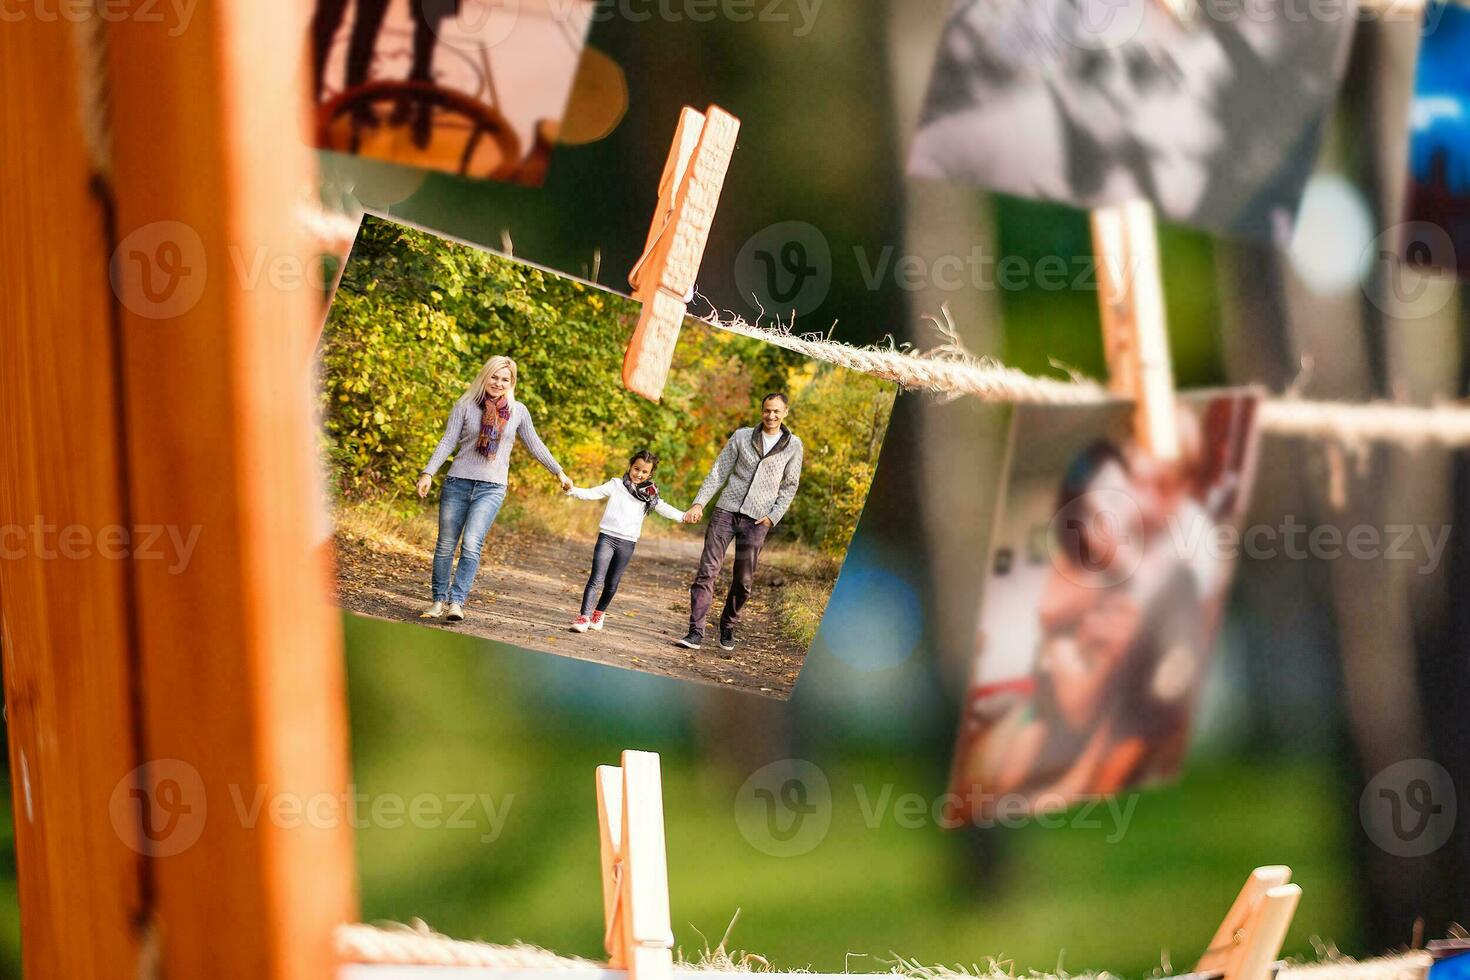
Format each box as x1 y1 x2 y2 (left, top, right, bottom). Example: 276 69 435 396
3 0 1468 975
335 608 1358 977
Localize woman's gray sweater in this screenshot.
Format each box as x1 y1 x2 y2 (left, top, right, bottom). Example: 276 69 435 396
422 398 564 485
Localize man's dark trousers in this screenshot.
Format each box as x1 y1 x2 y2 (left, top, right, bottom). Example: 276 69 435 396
689 508 770 634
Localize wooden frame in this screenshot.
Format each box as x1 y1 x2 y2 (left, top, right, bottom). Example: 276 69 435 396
1 3 357 978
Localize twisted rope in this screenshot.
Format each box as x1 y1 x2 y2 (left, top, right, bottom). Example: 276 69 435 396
338 924 1436 980
338 922 602 969
710 314 1111 407
1278 953 1436 980
701 310 1470 450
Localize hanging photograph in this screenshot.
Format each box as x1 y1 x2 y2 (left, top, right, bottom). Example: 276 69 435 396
945 391 1262 821
319 215 897 699
907 0 1355 244
308 0 594 184
1402 0 1470 276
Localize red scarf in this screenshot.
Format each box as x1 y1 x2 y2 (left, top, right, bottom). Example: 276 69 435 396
475 394 511 458
622 474 659 514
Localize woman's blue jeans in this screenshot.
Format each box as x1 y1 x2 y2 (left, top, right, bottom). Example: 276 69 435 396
431 476 507 605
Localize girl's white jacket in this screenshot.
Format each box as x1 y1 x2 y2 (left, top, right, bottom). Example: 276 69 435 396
568 480 686 542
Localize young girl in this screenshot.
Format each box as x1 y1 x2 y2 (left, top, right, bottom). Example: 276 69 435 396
565 450 688 633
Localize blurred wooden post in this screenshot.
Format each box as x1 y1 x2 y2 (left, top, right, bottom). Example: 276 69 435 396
1 3 357 979
1090 199 1181 460
0 14 147 980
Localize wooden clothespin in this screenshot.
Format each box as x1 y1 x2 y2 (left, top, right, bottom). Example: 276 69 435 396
1090 198 1181 461
1195 866 1303 980
1154 0 1201 24
624 105 741 401
597 751 675 980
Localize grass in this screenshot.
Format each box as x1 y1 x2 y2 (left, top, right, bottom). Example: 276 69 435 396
336 499 438 555
772 579 831 649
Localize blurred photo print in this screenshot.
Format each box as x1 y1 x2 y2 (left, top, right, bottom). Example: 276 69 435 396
319 216 897 699
309 0 593 184
908 0 1354 244
946 391 1262 821
1402 0 1470 276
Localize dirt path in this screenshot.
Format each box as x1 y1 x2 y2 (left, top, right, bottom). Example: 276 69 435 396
335 527 810 698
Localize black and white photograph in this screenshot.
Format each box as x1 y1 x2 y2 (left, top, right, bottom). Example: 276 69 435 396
908 0 1355 243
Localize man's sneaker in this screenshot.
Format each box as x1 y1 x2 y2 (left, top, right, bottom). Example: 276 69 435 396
420 601 445 619
446 602 466 622
676 630 702 649
589 611 606 631
571 615 591 633
719 627 736 656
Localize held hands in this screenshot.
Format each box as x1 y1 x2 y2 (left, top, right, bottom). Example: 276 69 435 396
557 472 574 492
416 474 433 499
683 503 704 524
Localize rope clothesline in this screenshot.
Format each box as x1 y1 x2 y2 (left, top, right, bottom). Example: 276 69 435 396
336 923 1438 980
339 923 603 970
708 311 1470 450
307 207 1470 450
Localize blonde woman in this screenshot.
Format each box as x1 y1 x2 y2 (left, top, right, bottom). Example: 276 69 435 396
416 356 572 621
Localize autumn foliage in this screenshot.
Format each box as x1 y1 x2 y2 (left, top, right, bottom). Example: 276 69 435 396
320 216 894 554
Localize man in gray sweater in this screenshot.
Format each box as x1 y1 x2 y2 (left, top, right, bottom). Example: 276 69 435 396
679 393 804 655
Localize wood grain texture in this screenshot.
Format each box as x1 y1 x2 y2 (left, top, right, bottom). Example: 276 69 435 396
624 107 740 400
597 765 626 967
1197 867 1295 980
1091 199 1181 460
615 752 673 980
105 1 358 977
0 13 148 979
630 107 705 290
